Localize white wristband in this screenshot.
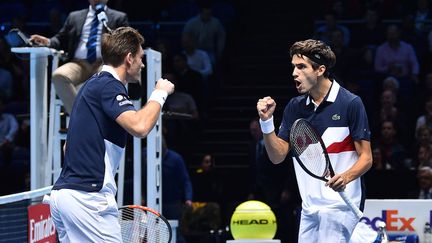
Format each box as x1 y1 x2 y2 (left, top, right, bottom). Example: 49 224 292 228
259 116 275 134
148 89 168 107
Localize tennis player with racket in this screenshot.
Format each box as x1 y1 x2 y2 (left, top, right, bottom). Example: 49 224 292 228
256 39 372 242
49 27 174 242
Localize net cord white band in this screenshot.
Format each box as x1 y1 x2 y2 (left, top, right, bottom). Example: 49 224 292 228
0 186 53 205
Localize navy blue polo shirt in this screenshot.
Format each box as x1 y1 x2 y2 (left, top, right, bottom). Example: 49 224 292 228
278 81 370 211
53 67 135 195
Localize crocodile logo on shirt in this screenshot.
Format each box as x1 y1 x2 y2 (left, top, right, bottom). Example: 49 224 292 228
332 114 341 120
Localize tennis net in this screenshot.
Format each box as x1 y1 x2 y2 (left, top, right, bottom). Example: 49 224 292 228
0 186 52 243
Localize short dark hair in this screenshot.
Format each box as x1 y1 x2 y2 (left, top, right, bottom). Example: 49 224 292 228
101 27 144 67
289 39 336 78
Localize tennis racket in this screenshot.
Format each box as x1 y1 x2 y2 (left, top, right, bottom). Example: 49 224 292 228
289 118 363 219
118 205 172 243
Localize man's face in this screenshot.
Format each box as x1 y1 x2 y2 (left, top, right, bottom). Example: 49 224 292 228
418 146 430 162
381 90 395 107
418 170 432 189
201 155 213 172
381 121 395 139
89 0 108 8
291 55 319 94
127 46 144 83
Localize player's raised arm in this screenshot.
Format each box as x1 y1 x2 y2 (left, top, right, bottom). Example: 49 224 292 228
116 78 174 138
256 96 289 164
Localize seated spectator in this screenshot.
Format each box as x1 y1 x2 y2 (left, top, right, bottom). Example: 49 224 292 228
382 76 400 93
413 0 432 35
29 1 129 114
416 96 432 134
182 2 226 65
172 53 206 113
163 74 200 120
314 11 350 46
415 144 432 168
247 117 299 243
376 120 408 169
410 166 432 199
350 8 385 49
247 118 291 206
371 146 386 170
0 98 19 165
163 73 201 145
374 24 420 99
154 38 174 74
411 125 432 168
329 28 361 84
400 14 429 67
143 136 193 243
376 89 401 126
0 68 13 100
0 37 27 101
181 33 213 80
191 154 222 202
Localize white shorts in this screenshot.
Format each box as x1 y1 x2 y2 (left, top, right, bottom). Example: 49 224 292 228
298 208 358 243
49 189 122 243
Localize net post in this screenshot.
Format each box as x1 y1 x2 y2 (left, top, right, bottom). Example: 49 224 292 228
142 48 162 212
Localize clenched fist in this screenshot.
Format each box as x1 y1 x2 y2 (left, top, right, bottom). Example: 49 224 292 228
155 78 175 95
257 96 276 121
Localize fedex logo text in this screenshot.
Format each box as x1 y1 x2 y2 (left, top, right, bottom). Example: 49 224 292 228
360 210 420 232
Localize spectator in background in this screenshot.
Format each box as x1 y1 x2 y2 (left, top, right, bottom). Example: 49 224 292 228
248 118 291 205
350 8 385 49
382 76 400 94
377 120 408 169
163 73 201 145
30 0 129 114
371 146 386 170
413 0 432 35
328 28 360 84
412 125 432 168
415 144 432 168
314 11 351 46
183 2 226 66
154 38 174 74
374 24 420 100
181 33 213 80
184 154 223 241
379 89 399 123
411 166 432 199
191 154 222 203
172 53 206 114
0 98 19 165
416 96 432 134
400 14 429 68
0 37 28 101
248 117 297 243
143 136 192 243
400 14 427 49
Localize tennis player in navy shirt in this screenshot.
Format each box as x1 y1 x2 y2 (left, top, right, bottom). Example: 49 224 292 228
256 39 372 242
49 27 174 242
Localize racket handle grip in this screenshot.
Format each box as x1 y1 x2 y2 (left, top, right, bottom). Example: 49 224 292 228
338 191 363 219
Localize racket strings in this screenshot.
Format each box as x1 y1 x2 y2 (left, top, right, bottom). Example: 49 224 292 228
119 208 170 243
290 120 328 176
